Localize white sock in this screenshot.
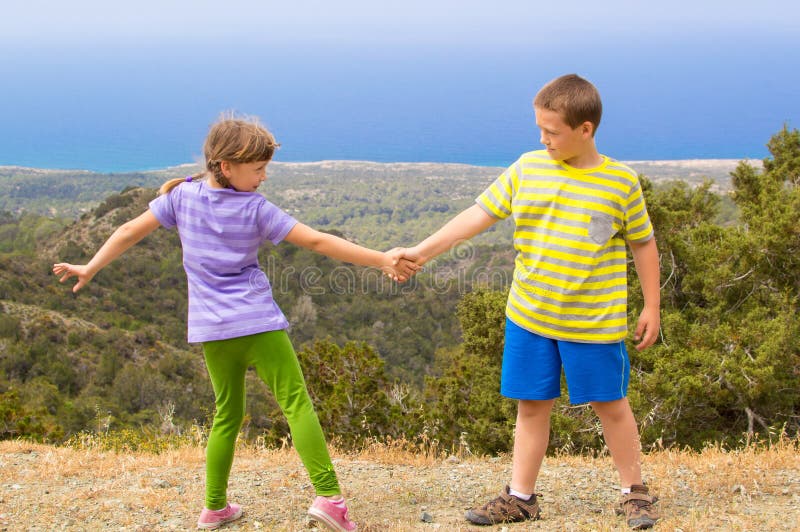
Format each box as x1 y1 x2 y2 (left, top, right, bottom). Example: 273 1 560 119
621 487 632 495
509 488 532 500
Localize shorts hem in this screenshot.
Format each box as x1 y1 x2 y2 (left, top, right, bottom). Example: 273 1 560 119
568 392 627 405
501 390 561 401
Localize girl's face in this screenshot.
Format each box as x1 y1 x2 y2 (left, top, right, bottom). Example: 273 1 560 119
220 160 269 192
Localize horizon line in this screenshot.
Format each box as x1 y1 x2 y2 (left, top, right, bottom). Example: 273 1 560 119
0 156 764 175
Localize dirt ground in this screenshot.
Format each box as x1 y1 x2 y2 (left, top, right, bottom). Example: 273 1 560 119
1 440 798 531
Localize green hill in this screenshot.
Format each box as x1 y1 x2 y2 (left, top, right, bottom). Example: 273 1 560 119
0 133 797 454
0 158 753 249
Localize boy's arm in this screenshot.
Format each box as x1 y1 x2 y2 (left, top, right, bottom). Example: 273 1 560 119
629 237 660 351
53 209 162 292
404 204 498 265
283 223 417 281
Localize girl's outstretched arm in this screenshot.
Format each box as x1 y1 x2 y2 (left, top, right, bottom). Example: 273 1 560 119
283 223 418 281
53 210 162 292
403 204 497 265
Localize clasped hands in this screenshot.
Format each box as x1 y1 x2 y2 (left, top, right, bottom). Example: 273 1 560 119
381 247 423 282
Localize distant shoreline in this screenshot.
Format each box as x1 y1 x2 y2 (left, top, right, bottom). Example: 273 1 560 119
0 157 761 175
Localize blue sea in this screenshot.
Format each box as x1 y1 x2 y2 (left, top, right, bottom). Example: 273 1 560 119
1 38 798 173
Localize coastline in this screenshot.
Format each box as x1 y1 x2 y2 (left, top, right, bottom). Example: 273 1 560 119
0 156 761 177
0 157 761 174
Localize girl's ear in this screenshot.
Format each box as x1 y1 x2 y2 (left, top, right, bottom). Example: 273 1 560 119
220 160 232 177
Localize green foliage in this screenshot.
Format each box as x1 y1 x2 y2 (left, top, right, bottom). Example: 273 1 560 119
1 129 798 454
299 340 423 446
629 125 800 448
0 388 62 441
422 289 516 455
0 212 65 253
93 192 135 218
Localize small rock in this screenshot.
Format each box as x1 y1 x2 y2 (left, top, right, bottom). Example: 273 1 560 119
446 455 460 464
732 484 746 495
420 511 434 523
152 479 171 489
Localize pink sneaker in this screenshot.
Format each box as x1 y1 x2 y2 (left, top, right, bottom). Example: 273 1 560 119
307 496 357 531
197 502 243 529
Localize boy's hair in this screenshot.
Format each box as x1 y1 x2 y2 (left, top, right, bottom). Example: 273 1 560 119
160 112 280 194
534 74 602 136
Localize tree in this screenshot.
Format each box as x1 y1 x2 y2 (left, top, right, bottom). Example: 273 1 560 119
296 339 423 447
422 289 517 455
630 126 800 447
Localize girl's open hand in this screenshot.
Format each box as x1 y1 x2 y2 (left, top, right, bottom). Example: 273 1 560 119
52 263 94 293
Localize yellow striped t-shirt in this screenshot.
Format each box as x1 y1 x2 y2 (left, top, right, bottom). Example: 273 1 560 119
476 150 654 343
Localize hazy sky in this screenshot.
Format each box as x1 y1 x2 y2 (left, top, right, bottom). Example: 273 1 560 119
3 0 797 46
2 0 799 170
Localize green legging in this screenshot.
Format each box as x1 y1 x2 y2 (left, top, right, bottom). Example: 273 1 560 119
202 330 340 510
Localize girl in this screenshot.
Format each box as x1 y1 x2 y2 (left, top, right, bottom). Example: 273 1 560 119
53 115 415 531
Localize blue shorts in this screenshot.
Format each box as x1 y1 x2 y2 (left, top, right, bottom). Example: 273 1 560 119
500 318 630 404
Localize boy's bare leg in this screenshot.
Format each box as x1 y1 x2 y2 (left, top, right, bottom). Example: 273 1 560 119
590 397 643 487
510 399 556 493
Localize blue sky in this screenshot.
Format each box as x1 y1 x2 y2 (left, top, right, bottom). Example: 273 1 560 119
3 1 797 45
1 1 799 170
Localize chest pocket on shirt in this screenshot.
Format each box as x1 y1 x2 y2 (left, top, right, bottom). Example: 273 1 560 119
588 213 619 245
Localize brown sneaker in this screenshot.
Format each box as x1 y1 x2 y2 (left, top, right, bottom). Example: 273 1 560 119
618 484 659 529
465 485 541 525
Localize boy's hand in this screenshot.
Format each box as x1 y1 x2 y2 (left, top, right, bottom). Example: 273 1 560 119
383 248 421 282
398 246 425 265
633 306 660 351
52 263 94 293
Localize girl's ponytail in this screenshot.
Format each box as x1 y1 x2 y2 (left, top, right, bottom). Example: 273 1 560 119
158 172 206 195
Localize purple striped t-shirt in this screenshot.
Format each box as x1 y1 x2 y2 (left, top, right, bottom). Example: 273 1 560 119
149 181 298 343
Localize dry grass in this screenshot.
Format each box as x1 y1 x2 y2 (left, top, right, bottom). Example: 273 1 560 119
1 438 799 531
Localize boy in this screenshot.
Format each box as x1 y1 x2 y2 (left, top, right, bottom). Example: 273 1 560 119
401 74 660 529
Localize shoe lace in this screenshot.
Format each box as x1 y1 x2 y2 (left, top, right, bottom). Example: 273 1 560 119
483 495 506 511
624 495 654 512
483 492 539 514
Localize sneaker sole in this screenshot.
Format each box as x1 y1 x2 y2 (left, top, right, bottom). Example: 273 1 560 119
629 517 657 529
464 509 496 526
308 507 353 532
464 508 540 526
197 508 243 530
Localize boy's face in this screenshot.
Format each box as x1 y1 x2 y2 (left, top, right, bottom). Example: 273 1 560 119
534 107 593 164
